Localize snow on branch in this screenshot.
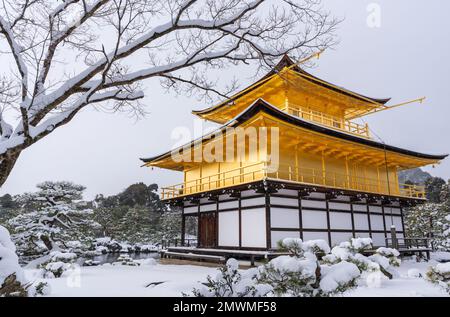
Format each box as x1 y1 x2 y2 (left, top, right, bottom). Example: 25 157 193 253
0 0 339 186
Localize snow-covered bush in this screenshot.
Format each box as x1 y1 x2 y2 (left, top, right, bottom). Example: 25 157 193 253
83 260 101 267
43 262 73 278
376 247 401 267
426 262 450 293
319 261 360 295
40 250 77 278
113 254 140 266
191 238 372 297
0 225 27 297
31 281 51 296
260 239 359 296
257 252 320 296
190 259 271 297
301 239 331 258
322 238 400 280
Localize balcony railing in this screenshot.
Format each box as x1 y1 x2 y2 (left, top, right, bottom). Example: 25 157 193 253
160 162 425 200
281 104 370 138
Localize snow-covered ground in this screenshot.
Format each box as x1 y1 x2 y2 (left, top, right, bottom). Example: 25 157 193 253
25 261 217 297
345 260 448 297
24 258 449 297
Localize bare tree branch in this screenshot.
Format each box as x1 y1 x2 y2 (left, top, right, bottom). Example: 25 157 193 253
0 0 340 186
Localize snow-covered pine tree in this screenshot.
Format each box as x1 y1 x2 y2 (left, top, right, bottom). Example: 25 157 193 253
404 180 450 251
154 210 182 242
116 207 157 243
8 181 100 262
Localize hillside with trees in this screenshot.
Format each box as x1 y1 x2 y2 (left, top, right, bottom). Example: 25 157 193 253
0 181 181 265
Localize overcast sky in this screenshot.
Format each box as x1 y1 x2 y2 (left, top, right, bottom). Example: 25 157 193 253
1 0 449 200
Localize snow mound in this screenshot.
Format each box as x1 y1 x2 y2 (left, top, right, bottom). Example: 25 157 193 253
431 252 450 263
350 238 373 251
268 254 317 278
434 263 450 275
0 225 24 286
376 247 400 258
320 261 360 294
302 239 330 255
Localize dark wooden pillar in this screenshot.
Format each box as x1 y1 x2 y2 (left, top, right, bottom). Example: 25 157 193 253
215 197 219 248
238 195 242 248
197 200 201 247
381 203 388 246
350 201 356 238
181 207 186 246
298 191 303 240
265 192 271 249
366 200 372 238
325 196 332 247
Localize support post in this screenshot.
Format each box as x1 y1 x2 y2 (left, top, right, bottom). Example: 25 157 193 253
181 210 186 246
390 225 398 250
345 155 350 189
265 192 272 250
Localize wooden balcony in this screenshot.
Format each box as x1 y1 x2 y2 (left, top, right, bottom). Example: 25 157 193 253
281 104 370 138
161 162 425 200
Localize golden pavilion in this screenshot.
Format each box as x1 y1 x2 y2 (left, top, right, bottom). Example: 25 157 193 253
141 55 447 251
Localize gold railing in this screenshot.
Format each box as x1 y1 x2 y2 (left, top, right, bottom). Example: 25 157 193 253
162 162 266 199
161 162 425 200
281 104 370 138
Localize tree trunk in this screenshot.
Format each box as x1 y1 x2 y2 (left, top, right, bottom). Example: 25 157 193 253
0 151 21 188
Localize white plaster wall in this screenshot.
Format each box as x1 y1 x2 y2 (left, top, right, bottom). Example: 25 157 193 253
241 209 266 248
271 231 300 248
369 205 382 213
329 202 351 211
353 214 369 230
271 208 300 229
277 189 298 197
218 210 239 247
370 215 385 231
329 212 352 230
219 200 239 210
241 197 265 208
354 232 370 239
372 233 386 246
302 231 329 242
384 207 401 215
270 196 299 207
200 204 216 212
331 232 354 246
302 210 328 229
308 192 326 199
352 204 367 212
385 216 403 231
301 200 326 209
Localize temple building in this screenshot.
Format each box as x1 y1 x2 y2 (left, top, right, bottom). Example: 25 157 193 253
141 56 447 251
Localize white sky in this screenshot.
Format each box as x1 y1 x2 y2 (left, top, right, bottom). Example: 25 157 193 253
1 0 449 200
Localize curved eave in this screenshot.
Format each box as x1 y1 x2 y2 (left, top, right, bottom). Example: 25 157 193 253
192 55 390 117
142 99 447 167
